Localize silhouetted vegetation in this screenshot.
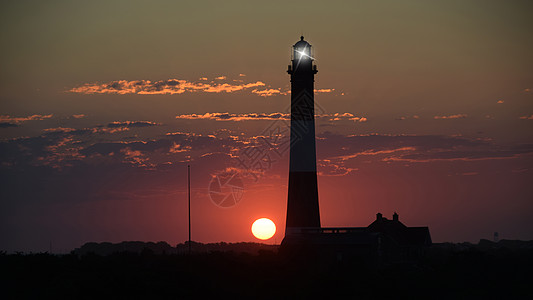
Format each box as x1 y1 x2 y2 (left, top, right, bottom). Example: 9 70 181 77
72 241 278 256
1 240 532 299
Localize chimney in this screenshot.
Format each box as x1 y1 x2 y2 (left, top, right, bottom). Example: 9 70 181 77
393 212 399 222
376 212 383 221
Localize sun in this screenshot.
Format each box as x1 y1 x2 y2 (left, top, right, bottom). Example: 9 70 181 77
251 218 276 240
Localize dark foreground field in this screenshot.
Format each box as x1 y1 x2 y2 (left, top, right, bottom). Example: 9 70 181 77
1 240 532 299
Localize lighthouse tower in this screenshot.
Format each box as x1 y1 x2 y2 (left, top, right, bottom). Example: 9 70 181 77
280 37 432 260
284 36 321 238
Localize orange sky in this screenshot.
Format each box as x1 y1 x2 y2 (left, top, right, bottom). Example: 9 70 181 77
0 0 532 253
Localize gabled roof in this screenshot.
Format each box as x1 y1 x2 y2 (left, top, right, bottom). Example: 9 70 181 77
367 215 431 246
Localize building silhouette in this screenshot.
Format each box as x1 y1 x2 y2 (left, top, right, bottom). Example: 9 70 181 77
282 37 431 262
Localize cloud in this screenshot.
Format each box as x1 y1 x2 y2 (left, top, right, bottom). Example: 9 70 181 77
42 126 131 135
519 115 533 120
252 88 284 97
497 100 504 104
349 117 367 122
176 112 290 121
1 123 248 173
316 113 367 122
314 89 334 93
175 112 366 122
120 147 153 168
0 114 53 124
107 121 161 128
43 127 78 133
69 76 336 98
317 132 502 160
169 143 189 153
434 114 467 119
69 79 266 95
39 121 161 136
0 114 84 127
2 124 532 181
317 112 353 119
391 148 532 162
0 122 19 128
317 159 358 176
396 115 419 120
311 133 533 175
461 172 479 176
4 116 526 179
331 147 417 161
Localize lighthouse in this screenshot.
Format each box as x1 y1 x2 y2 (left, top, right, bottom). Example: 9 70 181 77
280 37 431 260
284 36 321 237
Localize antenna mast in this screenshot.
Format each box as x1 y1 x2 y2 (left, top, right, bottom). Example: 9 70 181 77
188 165 191 255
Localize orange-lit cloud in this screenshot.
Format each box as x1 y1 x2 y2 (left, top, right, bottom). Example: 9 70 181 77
0 114 53 123
434 114 468 119
519 115 533 120
107 121 161 128
42 126 130 135
169 143 190 153
252 88 284 97
497 100 504 104
314 88 334 93
120 147 154 168
43 127 78 133
39 138 86 170
69 79 266 95
69 77 337 97
310 133 533 177
317 159 358 176
316 113 367 122
349 117 367 122
3 126 532 184
176 112 290 121
332 147 417 161
175 112 366 122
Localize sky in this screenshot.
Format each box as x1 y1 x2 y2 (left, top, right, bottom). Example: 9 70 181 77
1 0 532 253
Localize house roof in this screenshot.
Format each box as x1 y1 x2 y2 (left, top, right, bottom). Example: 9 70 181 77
368 215 431 246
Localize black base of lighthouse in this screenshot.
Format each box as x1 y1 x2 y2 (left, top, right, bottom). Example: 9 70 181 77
285 171 321 231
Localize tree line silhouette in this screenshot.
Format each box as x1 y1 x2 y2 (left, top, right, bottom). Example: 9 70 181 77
1 239 532 299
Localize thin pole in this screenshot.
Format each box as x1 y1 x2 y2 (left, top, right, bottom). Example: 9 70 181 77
188 165 191 255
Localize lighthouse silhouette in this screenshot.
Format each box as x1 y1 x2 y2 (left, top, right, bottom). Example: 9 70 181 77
281 37 432 260
284 36 321 238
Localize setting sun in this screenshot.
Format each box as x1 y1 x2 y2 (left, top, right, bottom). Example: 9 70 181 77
251 218 276 240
